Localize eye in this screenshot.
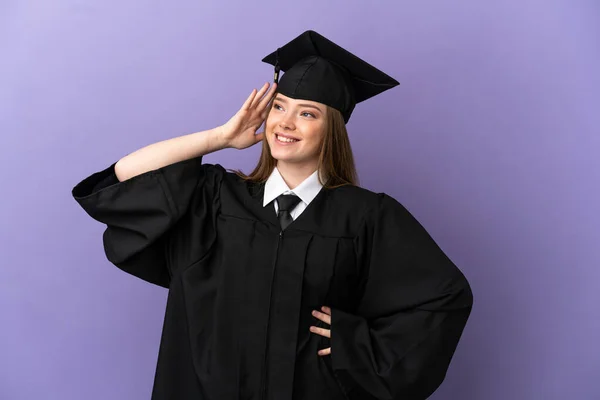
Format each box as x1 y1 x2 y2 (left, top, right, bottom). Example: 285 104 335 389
301 112 315 118
273 103 283 111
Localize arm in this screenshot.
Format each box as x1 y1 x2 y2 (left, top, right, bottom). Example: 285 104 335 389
72 83 277 286
330 194 473 399
114 127 228 182
115 82 278 182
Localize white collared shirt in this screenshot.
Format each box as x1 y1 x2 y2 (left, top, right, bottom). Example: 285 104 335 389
263 167 323 220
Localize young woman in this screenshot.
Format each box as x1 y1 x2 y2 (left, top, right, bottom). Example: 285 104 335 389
73 30 473 400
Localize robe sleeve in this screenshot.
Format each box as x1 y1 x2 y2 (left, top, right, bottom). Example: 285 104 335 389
71 156 221 288
330 193 473 400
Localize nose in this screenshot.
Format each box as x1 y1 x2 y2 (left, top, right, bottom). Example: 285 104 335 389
279 113 296 130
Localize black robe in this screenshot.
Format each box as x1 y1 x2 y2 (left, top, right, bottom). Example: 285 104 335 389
72 155 473 400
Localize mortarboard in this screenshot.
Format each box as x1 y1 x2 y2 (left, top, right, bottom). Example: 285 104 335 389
262 30 399 123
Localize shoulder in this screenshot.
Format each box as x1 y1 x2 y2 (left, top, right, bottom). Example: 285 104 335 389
326 184 400 220
328 184 415 225
328 184 401 209
187 161 228 184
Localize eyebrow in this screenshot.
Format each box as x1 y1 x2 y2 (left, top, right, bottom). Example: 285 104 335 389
274 97 323 113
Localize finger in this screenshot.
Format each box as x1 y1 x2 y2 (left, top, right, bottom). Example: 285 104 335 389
254 132 265 143
260 98 275 120
250 82 270 109
258 82 277 111
256 82 276 111
309 326 331 338
242 88 258 111
321 306 331 315
312 310 331 325
318 347 331 356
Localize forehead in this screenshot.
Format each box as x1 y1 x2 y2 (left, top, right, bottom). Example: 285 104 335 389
274 93 325 110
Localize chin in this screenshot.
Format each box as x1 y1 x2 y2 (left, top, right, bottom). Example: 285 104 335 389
269 149 292 161
271 153 293 163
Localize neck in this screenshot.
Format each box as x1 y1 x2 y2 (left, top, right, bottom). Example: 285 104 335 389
276 160 318 190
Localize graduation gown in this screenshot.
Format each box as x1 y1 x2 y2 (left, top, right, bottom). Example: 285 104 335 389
72 155 473 400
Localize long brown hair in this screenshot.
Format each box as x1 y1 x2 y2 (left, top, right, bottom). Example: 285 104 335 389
229 101 359 189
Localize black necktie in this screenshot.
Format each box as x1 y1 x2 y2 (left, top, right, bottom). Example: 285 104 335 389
276 194 301 231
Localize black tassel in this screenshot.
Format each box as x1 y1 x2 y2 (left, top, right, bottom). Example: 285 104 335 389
274 48 281 83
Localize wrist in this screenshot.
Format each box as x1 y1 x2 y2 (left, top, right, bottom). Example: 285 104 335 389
212 126 231 150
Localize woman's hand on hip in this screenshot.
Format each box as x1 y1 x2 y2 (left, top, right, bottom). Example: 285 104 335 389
310 306 332 356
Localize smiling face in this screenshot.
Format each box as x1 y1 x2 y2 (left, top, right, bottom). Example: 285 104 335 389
265 93 327 170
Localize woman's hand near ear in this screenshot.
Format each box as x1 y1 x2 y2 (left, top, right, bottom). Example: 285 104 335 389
219 82 277 150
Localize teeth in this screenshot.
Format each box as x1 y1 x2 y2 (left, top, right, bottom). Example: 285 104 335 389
277 134 298 143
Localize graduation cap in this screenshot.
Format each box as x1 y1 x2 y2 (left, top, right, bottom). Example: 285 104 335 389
262 30 399 123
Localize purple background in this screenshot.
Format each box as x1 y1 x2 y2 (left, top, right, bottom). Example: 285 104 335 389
1 1 599 399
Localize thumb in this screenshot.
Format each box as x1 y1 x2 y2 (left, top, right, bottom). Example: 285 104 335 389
254 132 265 143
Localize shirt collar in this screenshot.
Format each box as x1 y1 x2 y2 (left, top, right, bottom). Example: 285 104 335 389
263 167 323 207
